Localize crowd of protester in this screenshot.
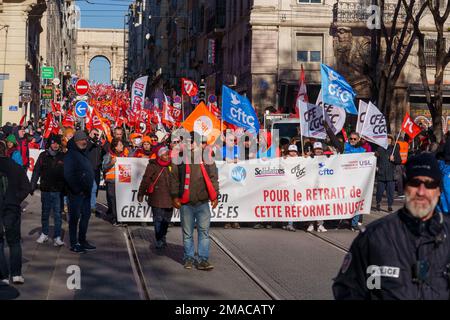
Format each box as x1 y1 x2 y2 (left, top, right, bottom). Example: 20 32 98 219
1 115 450 285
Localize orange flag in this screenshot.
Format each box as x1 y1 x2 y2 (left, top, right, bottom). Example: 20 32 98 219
181 102 224 144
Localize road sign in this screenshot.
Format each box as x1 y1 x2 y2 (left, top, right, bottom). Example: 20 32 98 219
41 85 53 99
9 105 18 111
52 78 61 86
41 67 54 79
75 79 90 96
75 100 89 118
20 95 32 103
20 88 32 94
19 81 31 88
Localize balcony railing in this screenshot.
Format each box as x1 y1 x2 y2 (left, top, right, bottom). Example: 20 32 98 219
334 1 407 23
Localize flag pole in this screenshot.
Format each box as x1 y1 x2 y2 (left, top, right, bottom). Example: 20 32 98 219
182 92 185 122
298 101 305 156
391 129 402 157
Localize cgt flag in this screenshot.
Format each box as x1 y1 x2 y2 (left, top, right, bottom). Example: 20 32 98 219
401 113 421 139
222 85 259 133
320 64 357 114
181 78 199 97
182 102 223 144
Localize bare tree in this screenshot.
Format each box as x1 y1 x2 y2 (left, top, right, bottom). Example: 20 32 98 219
375 0 428 129
403 0 450 142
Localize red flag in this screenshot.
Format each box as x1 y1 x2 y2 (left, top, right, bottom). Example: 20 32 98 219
51 101 61 113
162 93 182 127
181 78 199 97
43 113 59 138
19 114 26 127
401 113 421 139
62 109 75 128
294 65 308 117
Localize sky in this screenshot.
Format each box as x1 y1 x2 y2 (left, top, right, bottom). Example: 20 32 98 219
76 0 133 83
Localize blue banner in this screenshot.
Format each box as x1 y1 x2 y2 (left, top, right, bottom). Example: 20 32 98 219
320 64 357 114
221 85 260 133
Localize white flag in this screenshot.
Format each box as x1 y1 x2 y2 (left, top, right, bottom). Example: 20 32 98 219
298 101 326 139
131 76 148 113
356 100 368 134
316 89 346 135
360 102 388 149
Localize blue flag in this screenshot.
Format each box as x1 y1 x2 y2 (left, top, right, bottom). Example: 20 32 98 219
320 64 357 114
221 85 260 133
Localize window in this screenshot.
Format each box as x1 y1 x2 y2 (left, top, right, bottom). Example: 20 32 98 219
298 0 322 3
424 37 446 67
296 34 323 62
297 51 308 62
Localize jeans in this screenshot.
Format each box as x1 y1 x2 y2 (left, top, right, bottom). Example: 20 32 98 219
0 207 22 278
106 182 117 224
376 181 395 207
152 207 173 241
68 193 91 247
90 180 98 211
180 202 211 262
41 192 62 238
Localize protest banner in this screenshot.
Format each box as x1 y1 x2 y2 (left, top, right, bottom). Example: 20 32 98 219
115 153 376 222
27 149 44 181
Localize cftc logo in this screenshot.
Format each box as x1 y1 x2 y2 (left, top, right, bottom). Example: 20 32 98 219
231 166 247 183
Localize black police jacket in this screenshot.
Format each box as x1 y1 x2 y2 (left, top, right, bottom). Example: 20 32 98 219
333 208 450 300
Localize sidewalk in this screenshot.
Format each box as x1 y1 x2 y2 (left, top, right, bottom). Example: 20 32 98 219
11 192 140 300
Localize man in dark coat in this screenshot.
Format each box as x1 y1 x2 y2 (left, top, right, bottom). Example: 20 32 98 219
375 135 402 212
333 153 450 300
30 134 65 246
0 140 31 284
64 131 95 253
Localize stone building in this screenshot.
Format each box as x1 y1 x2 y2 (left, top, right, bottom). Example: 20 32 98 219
0 0 77 125
127 0 450 132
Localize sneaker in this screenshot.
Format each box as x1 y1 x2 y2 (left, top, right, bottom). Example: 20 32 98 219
12 276 24 284
357 222 363 227
224 223 231 229
36 233 49 244
232 223 240 229
397 195 405 199
1 279 9 285
196 260 214 271
307 224 314 232
70 244 87 253
184 259 194 270
388 207 393 212
317 225 327 233
253 223 264 229
80 241 96 251
286 225 296 232
54 237 64 247
155 240 164 249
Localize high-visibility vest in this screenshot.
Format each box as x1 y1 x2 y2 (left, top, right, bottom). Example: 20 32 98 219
398 141 409 164
105 152 126 182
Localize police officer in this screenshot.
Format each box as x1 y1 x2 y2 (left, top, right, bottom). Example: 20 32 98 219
333 153 450 299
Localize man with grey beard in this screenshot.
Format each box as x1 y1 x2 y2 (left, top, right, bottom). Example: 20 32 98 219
333 153 450 300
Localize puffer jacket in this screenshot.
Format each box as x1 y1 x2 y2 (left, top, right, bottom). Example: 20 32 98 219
63 139 95 196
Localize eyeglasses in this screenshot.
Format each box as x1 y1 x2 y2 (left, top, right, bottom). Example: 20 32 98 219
349 138 358 141
407 178 440 189
172 140 180 144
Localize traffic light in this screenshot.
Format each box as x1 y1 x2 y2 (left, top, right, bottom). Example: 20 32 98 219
199 78 206 103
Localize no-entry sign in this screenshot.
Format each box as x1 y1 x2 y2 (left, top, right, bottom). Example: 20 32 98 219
75 79 90 96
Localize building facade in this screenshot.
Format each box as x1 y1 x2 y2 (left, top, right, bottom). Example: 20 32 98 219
0 0 77 125
127 0 450 131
